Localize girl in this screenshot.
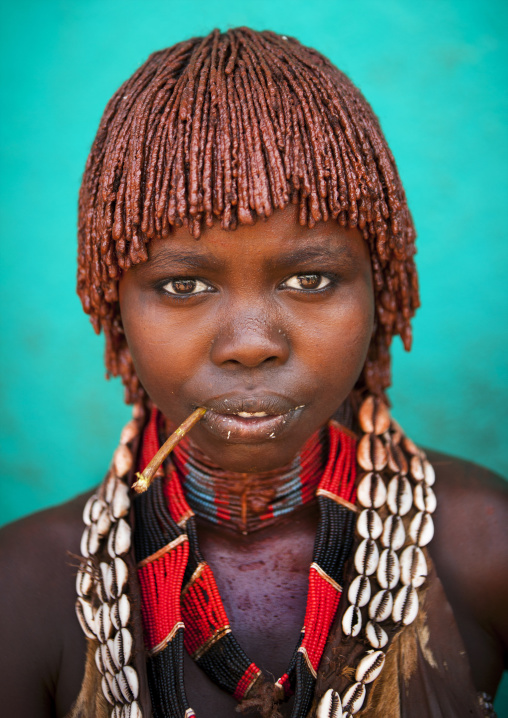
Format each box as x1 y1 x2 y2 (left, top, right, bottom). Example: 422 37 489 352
0 27 506 718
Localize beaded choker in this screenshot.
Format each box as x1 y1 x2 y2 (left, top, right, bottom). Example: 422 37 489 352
134 409 358 717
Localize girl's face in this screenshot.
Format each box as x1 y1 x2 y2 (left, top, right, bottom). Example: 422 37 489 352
119 205 374 472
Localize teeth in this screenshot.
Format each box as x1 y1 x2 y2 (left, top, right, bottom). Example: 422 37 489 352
236 411 269 418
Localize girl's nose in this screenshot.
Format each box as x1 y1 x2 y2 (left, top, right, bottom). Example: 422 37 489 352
210 307 290 369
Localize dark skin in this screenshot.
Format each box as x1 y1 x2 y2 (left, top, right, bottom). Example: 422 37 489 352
0 206 507 717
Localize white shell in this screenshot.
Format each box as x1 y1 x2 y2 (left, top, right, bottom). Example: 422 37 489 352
400 545 428 588
95 646 106 675
316 687 343 718
101 675 115 705
91 497 107 523
342 604 362 637
99 561 111 602
116 665 140 701
386 476 413 516
409 511 434 547
75 597 96 639
76 563 93 597
348 575 371 608
106 672 124 704
108 518 132 558
410 455 425 481
111 594 131 630
377 549 400 590
82 493 99 526
413 484 437 514
392 585 419 625
112 707 122 718
356 473 386 509
122 703 143 718
111 481 131 519
80 523 101 558
356 509 383 540
355 650 385 683
106 557 129 598
354 539 379 576
104 474 117 504
368 589 393 622
95 603 112 643
113 445 133 478
423 460 435 486
381 514 405 550
120 420 139 445
365 620 388 649
341 682 366 714
101 641 117 675
96 508 112 538
113 628 133 670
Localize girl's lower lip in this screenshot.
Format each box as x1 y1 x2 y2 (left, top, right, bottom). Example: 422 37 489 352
202 408 302 443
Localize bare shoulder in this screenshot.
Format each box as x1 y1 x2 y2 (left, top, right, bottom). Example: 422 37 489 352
0 491 92 717
426 449 508 674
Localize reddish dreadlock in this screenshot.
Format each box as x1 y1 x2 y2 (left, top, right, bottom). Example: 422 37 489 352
77 27 419 403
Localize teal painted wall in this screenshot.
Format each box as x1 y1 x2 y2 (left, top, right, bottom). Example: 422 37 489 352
1 0 507 710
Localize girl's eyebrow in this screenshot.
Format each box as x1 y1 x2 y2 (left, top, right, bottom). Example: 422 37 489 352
143 247 224 272
271 246 356 269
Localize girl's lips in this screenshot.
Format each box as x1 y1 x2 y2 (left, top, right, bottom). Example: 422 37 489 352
201 406 305 443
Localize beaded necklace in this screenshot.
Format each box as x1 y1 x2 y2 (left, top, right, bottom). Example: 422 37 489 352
134 409 358 718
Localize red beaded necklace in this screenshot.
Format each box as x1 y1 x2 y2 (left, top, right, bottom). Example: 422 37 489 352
133 409 358 718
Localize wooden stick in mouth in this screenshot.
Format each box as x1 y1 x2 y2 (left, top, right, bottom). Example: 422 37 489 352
132 407 207 494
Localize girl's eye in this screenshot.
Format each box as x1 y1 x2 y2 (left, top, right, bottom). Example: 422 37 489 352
283 273 332 291
162 278 211 296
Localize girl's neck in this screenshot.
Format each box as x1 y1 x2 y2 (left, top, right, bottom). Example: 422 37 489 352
170 430 327 534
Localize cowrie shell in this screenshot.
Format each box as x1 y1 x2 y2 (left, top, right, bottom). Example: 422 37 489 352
82 493 99 526
413 484 437 514
354 539 379 576
122 704 142 718
98 561 110 601
356 509 383 540
377 549 400 590
356 473 386 509
423 460 435 486
101 675 115 705
76 563 93 597
108 518 132 558
392 585 419 625
348 575 371 608
357 434 387 472
386 442 408 475
381 514 405 550
112 707 122 718
132 403 145 420
366 620 388 649
409 511 434 547
358 396 390 435
104 474 117 504
96 508 112 538
113 628 133 670
389 418 403 446
116 665 140 702
111 481 131 519
402 436 420 456
75 597 96 639
95 603 112 643
400 545 427 587
80 523 101 558
355 650 385 683
101 640 117 675
106 557 129 598
95 646 105 675
410 455 426 481
368 589 393 622
120 420 139 445
111 594 131 630
316 687 342 718
113 445 133 478
386 476 413 516
342 604 362 637
91 497 107 523
106 672 124 704
341 681 366 714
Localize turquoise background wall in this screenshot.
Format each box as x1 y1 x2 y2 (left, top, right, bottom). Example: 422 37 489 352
1 0 507 710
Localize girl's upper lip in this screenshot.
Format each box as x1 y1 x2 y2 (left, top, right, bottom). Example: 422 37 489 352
200 395 304 416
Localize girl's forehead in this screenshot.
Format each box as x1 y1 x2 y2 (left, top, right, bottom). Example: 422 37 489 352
143 205 370 270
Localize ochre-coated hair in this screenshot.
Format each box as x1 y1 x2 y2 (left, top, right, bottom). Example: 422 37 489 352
77 27 419 403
